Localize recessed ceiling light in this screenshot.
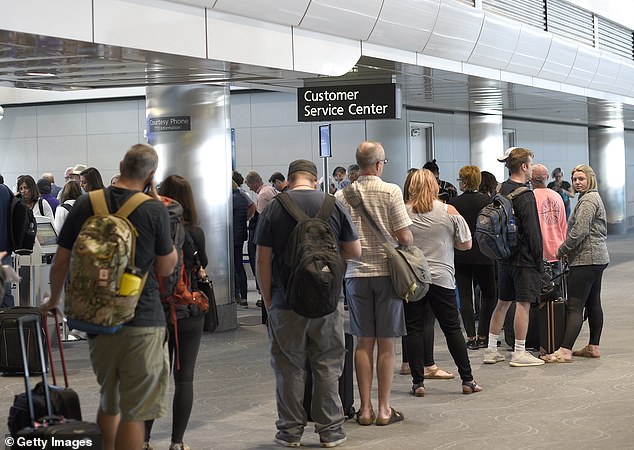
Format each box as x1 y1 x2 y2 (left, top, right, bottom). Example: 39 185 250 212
25 72 56 77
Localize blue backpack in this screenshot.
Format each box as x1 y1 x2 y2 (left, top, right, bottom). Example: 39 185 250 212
475 187 530 260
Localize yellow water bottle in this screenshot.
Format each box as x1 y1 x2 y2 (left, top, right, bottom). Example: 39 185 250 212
119 266 143 296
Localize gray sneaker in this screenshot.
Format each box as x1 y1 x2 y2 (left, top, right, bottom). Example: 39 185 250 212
320 432 347 448
483 348 505 364
274 437 301 448
510 350 546 367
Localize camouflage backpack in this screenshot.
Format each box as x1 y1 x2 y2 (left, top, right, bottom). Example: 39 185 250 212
65 189 150 334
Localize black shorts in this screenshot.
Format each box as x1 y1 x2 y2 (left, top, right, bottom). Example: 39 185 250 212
497 263 541 303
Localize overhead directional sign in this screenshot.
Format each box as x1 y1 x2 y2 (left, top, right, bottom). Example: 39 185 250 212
297 84 400 122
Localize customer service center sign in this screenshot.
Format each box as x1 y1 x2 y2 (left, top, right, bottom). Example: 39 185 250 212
297 84 400 122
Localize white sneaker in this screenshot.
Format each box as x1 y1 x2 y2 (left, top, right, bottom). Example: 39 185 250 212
510 351 545 367
483 348 505 364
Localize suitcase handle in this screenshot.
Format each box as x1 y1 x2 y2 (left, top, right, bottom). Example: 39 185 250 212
43 308 70 388
17 315 53 425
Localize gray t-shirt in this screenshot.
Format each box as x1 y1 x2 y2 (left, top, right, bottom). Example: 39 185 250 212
407 200 471 290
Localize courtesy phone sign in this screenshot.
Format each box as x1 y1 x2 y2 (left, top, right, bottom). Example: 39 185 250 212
297 84 399 122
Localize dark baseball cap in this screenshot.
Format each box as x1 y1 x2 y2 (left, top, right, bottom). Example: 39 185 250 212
287 159 318 178
36 178 52 194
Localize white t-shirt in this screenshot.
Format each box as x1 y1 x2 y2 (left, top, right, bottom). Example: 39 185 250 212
32 198 54 222
53 199 76 235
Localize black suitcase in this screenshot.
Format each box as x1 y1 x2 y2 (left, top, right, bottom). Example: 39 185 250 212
304 332 355 420
8 312 83 433
538 269 568 354
10 314 101 448
0 306 48 374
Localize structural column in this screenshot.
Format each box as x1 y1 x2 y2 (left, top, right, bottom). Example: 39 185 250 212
588 101 626 235
468 77 505 181
146 84 237 330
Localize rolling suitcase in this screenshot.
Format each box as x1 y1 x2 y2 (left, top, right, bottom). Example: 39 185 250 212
0 306 47 374
8 312 83 434
538 269 568 355
10 314 100 447
304 332 355 421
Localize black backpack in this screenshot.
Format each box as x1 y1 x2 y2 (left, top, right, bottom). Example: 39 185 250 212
276 192 345 318
8 195 37 255
475 186 530 260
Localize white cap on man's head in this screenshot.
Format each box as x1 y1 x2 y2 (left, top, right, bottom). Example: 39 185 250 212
497 147 518 162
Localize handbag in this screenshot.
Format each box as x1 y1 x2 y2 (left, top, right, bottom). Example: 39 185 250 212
199 275 219 332
342 186 431 302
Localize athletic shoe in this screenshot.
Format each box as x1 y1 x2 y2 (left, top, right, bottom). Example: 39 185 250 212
274 433 301 448
320 431 347 448
510 350 545 367
483 348 505 364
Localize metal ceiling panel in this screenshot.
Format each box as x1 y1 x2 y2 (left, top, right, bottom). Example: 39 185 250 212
0 0 92 43
207 11 294 71
292 28 360 76
468 14 521 69
589 52 624 93
212 0 310 27
93 0 207 59
505 24 552 76
300 0 382 41
565 45 601 88
367 0 440 52
423 0 484 61
538 36 577 82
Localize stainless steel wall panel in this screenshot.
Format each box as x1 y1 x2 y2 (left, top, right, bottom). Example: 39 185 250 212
423 0 484 60
505 24 552 76
146 84 236 330
212 0 310 26
468 14 521 69
367 0 440 52
300 0 383 41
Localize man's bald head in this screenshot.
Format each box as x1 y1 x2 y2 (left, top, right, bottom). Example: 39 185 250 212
531 163 549 188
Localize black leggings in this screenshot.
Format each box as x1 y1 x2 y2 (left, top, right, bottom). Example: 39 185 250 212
405 284 473 385
234 242 248 300
401 300 435 367
146 314 204 443
561 264 607 350
455 263 496 338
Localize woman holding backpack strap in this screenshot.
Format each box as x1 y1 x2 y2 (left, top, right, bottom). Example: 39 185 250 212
145 175 208 450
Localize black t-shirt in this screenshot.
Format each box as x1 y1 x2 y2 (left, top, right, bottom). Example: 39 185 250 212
499 180 543 270
254 190 358 308
58 187 174 327
450 190 493 265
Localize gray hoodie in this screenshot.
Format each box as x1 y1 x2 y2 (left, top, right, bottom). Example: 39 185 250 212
557 190 609 266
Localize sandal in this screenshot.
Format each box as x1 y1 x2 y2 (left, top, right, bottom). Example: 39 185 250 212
375 407 404 426
540 351 572 363
355 409 375 426
572 345 600 358
411 383 425 397
462 380 483 394
424 366 455 379
399 363 411 375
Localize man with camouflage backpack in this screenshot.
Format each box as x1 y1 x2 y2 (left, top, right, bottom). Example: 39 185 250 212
255 159 360 448
41 144 177 450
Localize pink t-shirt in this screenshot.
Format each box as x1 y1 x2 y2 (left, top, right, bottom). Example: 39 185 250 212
533 188 568 262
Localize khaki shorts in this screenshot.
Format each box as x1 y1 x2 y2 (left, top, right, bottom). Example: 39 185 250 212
89 326 169 421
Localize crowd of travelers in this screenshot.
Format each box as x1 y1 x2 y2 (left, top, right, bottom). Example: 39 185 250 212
0 140 609 449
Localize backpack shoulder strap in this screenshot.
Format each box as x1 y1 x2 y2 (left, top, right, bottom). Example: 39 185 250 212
316 194 336 222
508 186 530 201
276 191 309 222
38 198 44 216
89 189 110 216
116 192 152 219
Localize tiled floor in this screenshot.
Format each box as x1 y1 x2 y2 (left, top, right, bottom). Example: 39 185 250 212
2 231 634 449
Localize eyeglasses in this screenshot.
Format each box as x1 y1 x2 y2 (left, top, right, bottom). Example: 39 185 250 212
456 178 464 182
377 159 388 165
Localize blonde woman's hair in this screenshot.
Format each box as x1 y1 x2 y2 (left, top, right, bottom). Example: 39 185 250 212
571 164 597 191
406 169 438 214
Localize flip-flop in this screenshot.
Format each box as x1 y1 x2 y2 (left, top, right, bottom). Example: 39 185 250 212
424 367 455 379
375 407 404 426
355 409 375 426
